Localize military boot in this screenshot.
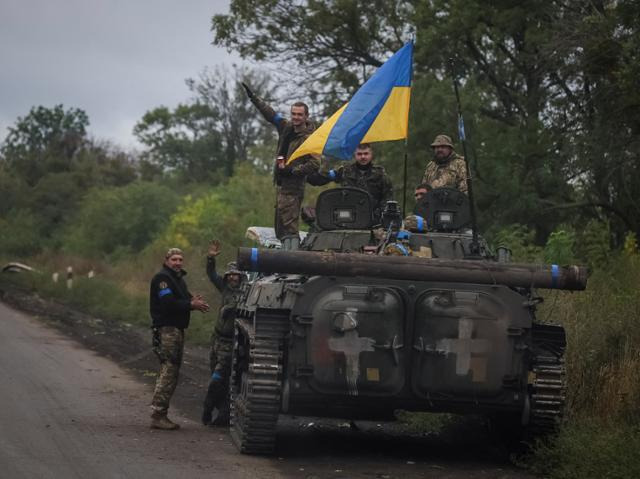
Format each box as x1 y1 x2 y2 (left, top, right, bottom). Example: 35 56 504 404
150 411 180 430
202 381 217 425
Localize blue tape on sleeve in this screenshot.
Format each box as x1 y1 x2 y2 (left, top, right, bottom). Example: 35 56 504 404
251 248 258 270
417 216 424 231
328 169 336 180
551 264 559 288
211 371 222 381
398 244 409 256
158 288 172 298
273 113 283 126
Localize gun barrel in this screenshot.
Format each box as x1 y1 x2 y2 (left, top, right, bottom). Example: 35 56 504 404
237 248 588 291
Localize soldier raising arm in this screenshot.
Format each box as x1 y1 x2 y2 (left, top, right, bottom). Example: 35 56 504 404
202 240 246 426
242 83 319 243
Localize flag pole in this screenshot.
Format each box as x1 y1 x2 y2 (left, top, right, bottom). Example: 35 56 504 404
448 57 480 257
402 37 415 219
402 143 408 218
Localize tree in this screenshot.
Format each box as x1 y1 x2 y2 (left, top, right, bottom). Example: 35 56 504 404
211 0 414 105
1 105 89 185
62 182 180 258
541 1 640 244
212 0 640 245
134 67 276 182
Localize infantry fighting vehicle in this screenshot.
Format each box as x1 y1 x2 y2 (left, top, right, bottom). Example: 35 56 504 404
229 187 586 454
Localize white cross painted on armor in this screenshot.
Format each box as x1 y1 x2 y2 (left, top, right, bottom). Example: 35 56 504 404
436 318 490 375
329 329 375 396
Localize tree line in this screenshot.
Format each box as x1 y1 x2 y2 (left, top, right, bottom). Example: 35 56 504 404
1 0 638 262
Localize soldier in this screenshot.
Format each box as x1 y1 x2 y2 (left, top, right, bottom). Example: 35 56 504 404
308 143 393 222
242 82 319 245
422 134 468 194
201 240 245 426
414 182 432 202
150 248 209 430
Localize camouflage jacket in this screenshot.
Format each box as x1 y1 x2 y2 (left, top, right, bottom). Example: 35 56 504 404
250 94 319 196
422 152 468 194
206 256 244 338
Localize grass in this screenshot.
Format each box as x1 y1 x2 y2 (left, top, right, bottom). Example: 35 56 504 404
527 252 640 477
0 253 216 345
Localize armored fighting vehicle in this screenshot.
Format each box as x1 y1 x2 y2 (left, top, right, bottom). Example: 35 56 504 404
229 187 587 454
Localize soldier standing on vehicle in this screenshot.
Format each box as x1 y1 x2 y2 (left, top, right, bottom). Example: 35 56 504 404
242 82 319 247
308 143 394 222
422 134 468 194
150 248 209 430
201 240 245 426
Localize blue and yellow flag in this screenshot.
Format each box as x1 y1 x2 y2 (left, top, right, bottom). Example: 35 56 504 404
289 41 413 163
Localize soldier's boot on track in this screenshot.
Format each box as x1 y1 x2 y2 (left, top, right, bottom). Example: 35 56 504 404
150 411 180 430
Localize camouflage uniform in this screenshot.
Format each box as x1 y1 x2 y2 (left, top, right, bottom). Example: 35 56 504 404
202 256 245 425
422 153 468 193
149 264 193 418
249 94 319 239
151 326 184 415
309 162 393 222
422 135 468 194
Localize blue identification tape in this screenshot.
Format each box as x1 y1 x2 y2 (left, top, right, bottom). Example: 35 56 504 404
416 216 424 231
158 288 172 298
551 264 559 288
329 169 336 180
251 248 258 270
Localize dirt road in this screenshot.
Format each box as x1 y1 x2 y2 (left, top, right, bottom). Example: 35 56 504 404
0 291 535 479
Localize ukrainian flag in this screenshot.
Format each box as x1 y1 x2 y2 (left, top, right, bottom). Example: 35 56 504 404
289 41 413 163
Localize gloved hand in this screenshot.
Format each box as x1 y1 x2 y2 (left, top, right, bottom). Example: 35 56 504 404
241 82 255 99
277 165 293 177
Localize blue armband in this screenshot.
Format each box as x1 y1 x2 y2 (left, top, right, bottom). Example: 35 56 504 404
328 169 337 180
158 288 172 298
273 113 284 126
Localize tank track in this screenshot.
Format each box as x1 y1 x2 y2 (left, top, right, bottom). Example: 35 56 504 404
230 311 287 454
528 324 567 436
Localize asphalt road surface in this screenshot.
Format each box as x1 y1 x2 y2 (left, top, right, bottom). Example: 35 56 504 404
0 298 534 479
0 301 280 479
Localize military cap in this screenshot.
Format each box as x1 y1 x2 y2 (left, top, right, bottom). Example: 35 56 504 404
224 261 243 277
165 247 183 259
430 134 454 148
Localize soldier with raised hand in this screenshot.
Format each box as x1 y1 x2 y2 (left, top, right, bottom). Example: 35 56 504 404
150 247 209 430
308 143 394 223
422 134 468 194
242 82 319 246
202 239 246 426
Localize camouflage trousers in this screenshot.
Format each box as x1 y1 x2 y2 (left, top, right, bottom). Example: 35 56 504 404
209 335 233 381
275 191 302 240
151 326 184 415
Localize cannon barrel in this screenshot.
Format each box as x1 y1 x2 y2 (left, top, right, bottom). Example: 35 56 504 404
237 248 588 291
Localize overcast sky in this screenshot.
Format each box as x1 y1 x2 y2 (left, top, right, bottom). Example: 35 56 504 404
0 0 238 150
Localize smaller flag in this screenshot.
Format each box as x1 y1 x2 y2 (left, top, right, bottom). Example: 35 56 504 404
458 115 466 142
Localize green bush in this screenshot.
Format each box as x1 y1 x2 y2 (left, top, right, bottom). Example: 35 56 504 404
0 210 45 256
61 181 180 258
